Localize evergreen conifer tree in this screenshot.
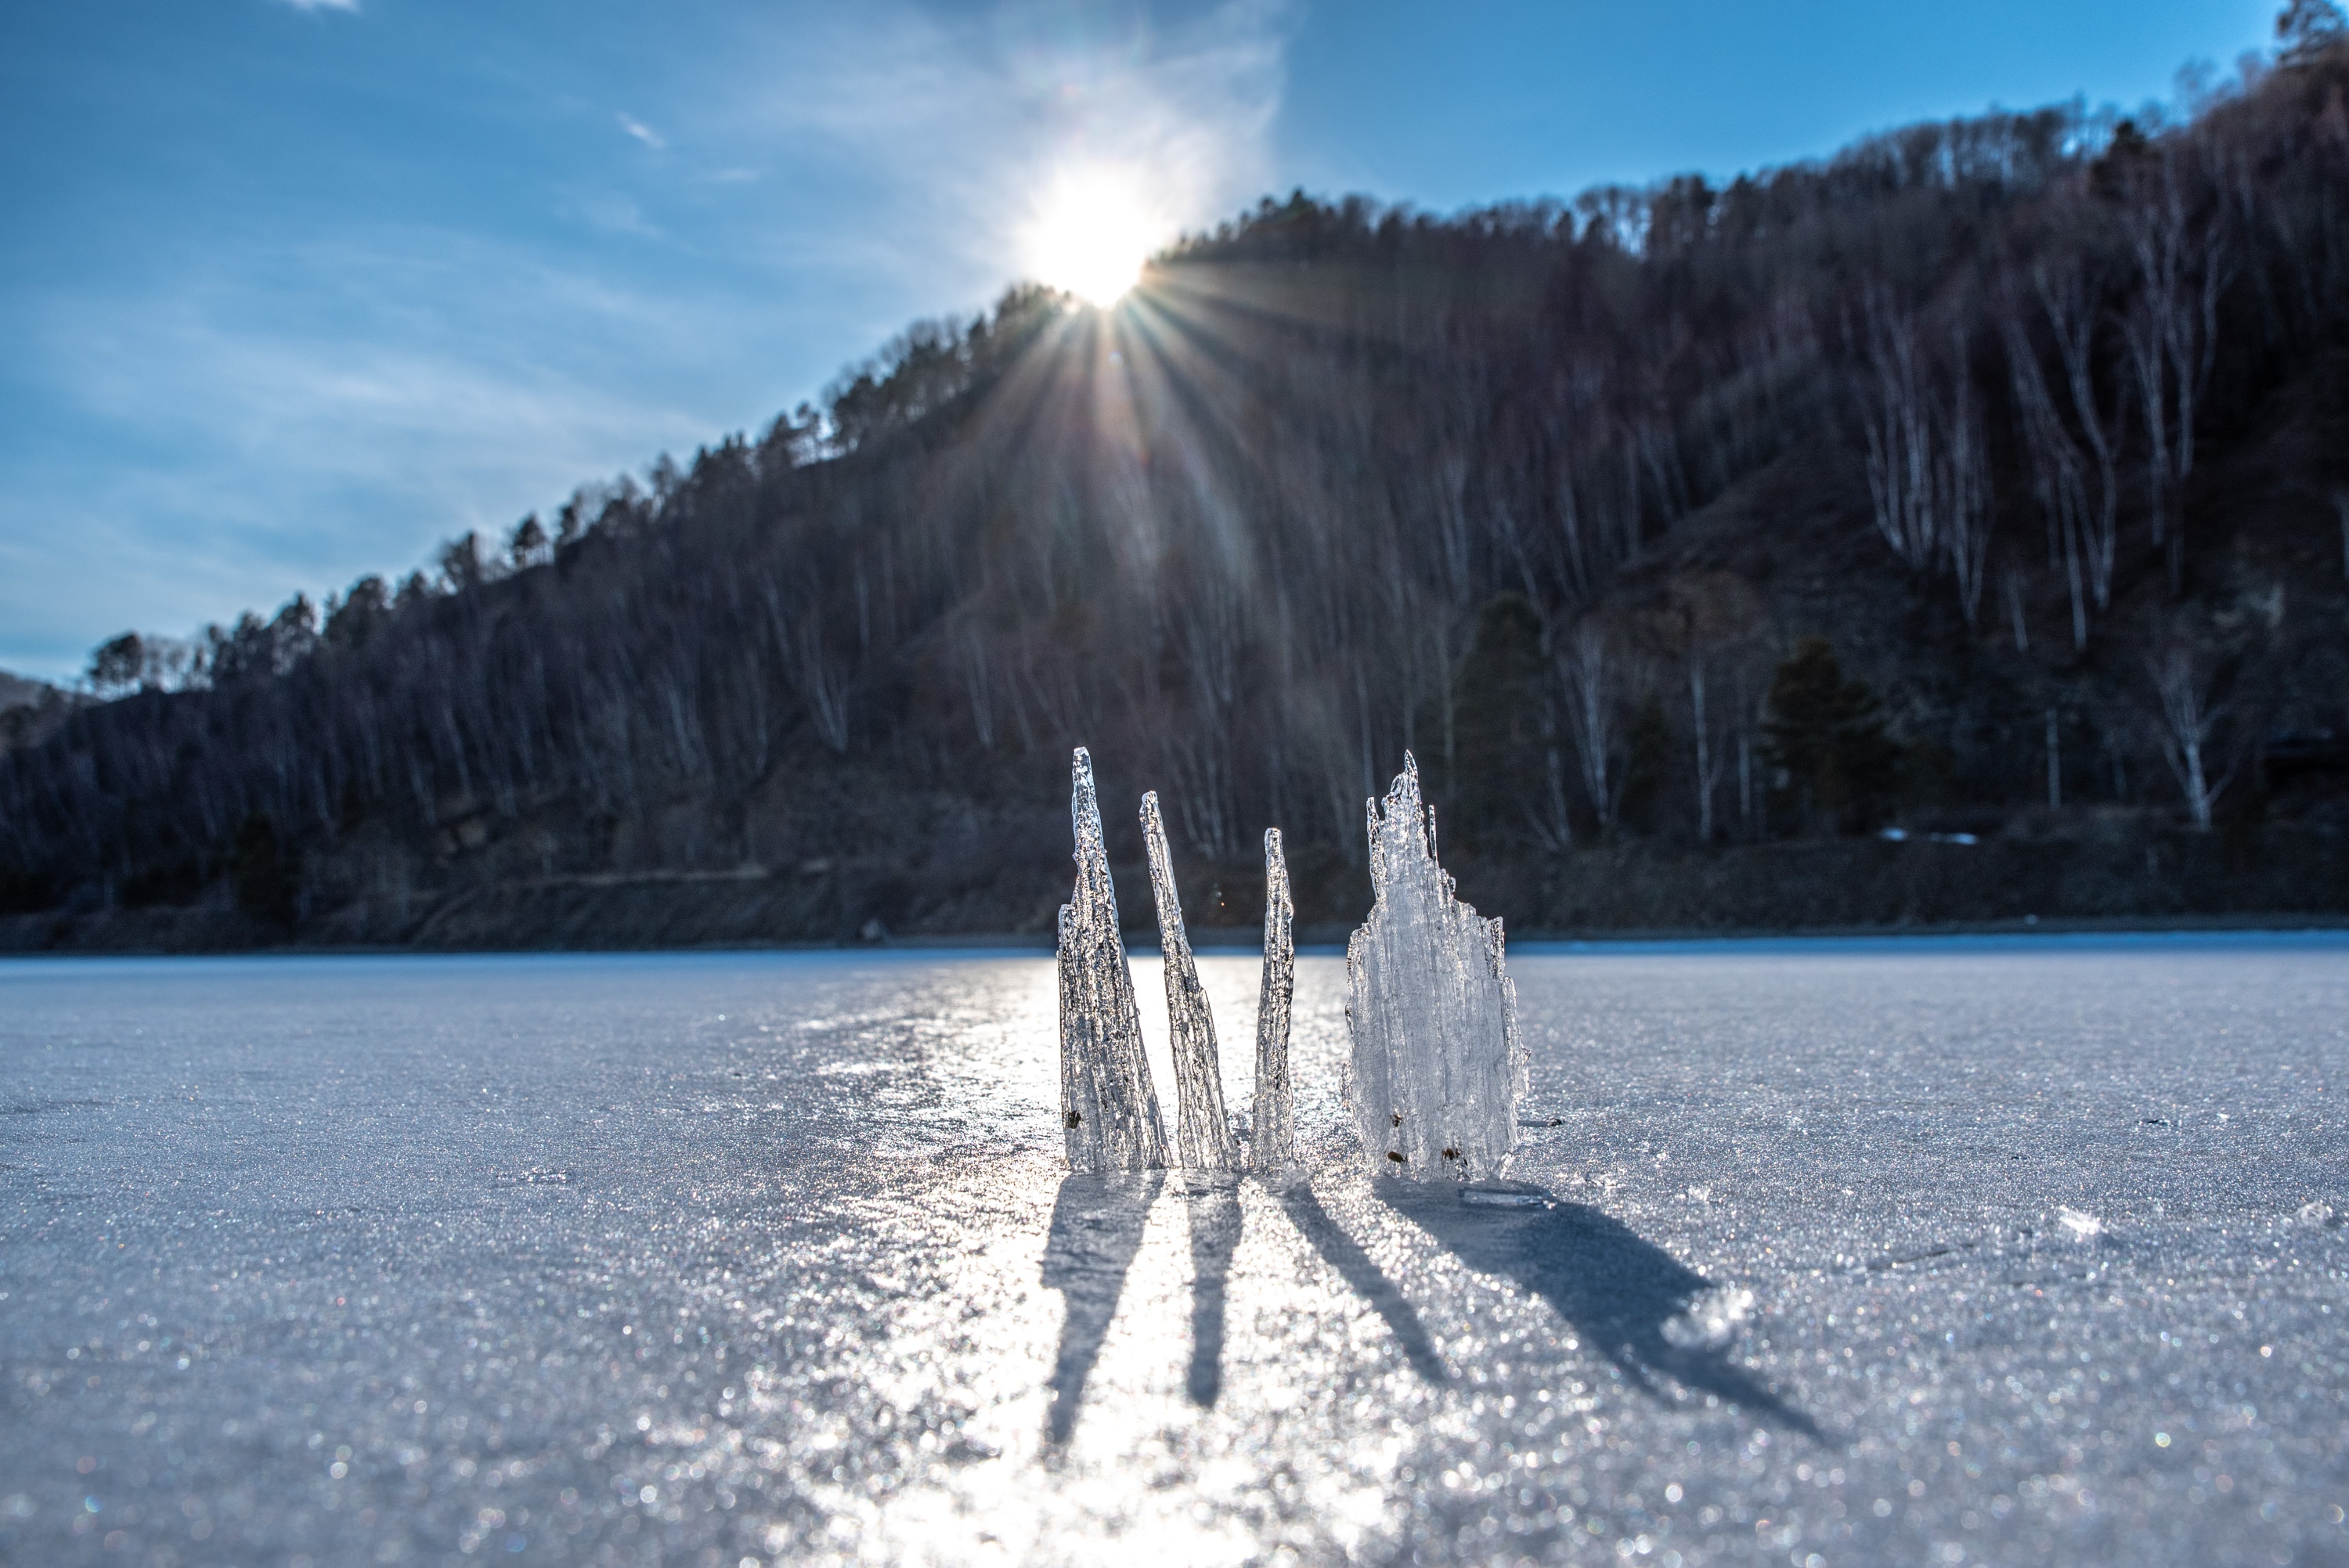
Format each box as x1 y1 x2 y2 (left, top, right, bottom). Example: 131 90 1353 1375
1763 638 1902 834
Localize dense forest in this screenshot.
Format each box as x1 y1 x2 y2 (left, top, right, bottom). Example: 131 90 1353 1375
7 14 2349 949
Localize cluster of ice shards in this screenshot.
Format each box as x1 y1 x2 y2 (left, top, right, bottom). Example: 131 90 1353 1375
1056 749 1518 1179
1058 748 1167 1173
1344 753 1525 1181
1056 751 1294 1175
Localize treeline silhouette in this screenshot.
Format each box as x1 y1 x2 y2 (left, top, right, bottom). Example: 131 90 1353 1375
7 20 2349 943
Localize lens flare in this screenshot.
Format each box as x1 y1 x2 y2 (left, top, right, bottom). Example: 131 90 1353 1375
1023 167 1157 306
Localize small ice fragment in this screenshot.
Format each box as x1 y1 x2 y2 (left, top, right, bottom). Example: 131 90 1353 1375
1345 755 1524 1181
1057 748 1167 1173
1662 1285 1754 1351
2297 1201 2336 1227
1142 791 1239 1171
1460 1187 1546 1209
2056 1206 2102 1242
1250 827 1296 1174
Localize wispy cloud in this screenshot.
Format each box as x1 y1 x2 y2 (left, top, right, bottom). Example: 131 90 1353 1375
275 0 360 13
566 191 662 238
616 113 665 150
2 231 721 670
712 0 1294 305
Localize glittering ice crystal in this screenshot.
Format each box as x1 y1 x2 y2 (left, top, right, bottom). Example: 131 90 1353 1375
1142 791 1239 1170
1251 827 1296 1173
1059 748 1167 1173
1345 754 1525 1181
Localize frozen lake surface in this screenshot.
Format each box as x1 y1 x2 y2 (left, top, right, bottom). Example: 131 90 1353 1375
4 936 2347 1567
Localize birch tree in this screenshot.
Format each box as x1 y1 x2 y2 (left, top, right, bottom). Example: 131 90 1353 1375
2119 151 2230 594
1559 621 1618 831
2144 641 2238 830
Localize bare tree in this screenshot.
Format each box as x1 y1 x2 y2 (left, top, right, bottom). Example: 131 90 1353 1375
2044 708 2062 809
2037 259 2123 617
1859 287 1990 622
1560 621 1618 830
1534 717 1577 852
1999 279 2098 646
757 572 850 754
2000 563 2031 651
1688 652 1727 842
957 620 996 750
2144 640 2239 830
2120 150 2230 593
1736 726 1755 838
1939 326 1993 626
86 633 145 697
1856 283 1939 570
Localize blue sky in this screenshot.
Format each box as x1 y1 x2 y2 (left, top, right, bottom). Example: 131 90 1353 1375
0 0 2279 681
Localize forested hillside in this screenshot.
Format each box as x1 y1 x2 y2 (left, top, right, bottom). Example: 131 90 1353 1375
8 27 2349 949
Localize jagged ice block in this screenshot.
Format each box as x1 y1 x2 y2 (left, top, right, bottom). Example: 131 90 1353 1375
1251 827 1296 1173
1344 753 1525 1181
1142 790 1239 1171
1058 748 1167 1173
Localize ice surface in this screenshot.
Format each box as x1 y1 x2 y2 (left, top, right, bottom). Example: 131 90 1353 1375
1250 827 1296 1174
1057 748 1166 1173
6 935 2349 1568
2058 1204 2105 1241
1141 790 1238 1171
1344 753 1525 1181
1661 1284 1757 1350
1458 1186 1546 1208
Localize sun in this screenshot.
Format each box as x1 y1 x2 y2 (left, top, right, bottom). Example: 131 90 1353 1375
1023 167 1159 307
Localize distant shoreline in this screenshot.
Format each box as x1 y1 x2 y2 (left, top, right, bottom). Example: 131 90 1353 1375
7 910 2348 961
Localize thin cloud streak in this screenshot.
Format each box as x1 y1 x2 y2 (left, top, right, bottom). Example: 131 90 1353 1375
2 232 721 671
710 0 1293 304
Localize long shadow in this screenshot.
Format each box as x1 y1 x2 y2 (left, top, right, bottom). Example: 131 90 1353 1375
1379 1182 1822 1440
1278 1182 1449 1385
1041 1172 1161 1444
1182 1177 1243 1407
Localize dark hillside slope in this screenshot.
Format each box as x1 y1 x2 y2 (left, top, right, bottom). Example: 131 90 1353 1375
7 45 2349 949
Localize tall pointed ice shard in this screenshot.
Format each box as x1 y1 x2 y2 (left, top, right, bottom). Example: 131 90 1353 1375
1345 753 1524 1181
1250 827 1296 1173
1059 748 1167 1173
1142 791 1239 1171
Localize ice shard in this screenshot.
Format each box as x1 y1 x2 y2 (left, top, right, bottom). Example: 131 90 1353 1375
1058 748 1167 1173
1345 753 1524 1181
1250 827 1296 1173
1142 791 1239 1171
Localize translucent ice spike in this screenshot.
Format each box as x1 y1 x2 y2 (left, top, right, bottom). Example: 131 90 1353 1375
1059 749 1167 1173
1142 791 1239 1171
1345 753 1524 1181
1251 827 1296 1173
